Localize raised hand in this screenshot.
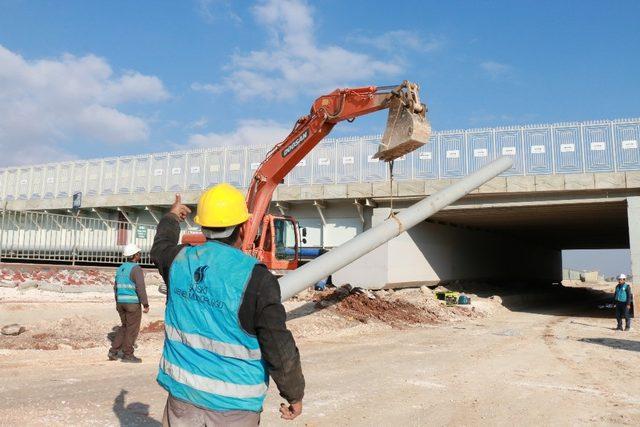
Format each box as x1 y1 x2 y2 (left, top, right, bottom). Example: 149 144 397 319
169 194 192 222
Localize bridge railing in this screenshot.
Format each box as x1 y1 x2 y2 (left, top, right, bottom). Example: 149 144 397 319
0 118 639 201
0 210 157 266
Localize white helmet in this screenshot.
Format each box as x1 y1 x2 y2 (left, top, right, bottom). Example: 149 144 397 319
123 243 141 257
617 273 627 280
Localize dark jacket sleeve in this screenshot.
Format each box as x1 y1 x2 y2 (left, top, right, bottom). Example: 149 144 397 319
150 213 186 288
627 285 633 304
130 266 149 307
239 265 305 403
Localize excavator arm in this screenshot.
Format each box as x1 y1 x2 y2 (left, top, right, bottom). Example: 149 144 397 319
242 81 431 256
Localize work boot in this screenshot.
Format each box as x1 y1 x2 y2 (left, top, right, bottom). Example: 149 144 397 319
121 355 142 363
616 326 623 331
108 350 119 361
625 326 631 331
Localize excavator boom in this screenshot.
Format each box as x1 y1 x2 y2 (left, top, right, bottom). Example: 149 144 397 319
242 81 431 258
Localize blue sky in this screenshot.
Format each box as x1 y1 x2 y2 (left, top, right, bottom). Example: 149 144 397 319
0 0 637 274
1 0 639 166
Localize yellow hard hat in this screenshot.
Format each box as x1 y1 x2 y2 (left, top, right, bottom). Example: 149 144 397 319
194 183 251 228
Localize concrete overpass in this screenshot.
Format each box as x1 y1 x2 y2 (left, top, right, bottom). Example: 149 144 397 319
2 118 640 303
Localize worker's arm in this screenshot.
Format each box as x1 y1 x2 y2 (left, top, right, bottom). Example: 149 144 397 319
130 265 149 310
150 213 185 287
150 195 191 287
239 265 305 405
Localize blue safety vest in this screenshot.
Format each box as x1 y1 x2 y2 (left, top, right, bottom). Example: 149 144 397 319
615 283 629 303
157 241 268 412
115 262 140 304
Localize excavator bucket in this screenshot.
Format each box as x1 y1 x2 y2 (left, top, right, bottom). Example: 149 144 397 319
375 92 431 162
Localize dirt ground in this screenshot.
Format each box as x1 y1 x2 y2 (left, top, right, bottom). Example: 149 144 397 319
0 281 638 426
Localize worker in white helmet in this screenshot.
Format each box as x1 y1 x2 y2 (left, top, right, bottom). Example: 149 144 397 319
108 243 149 362
613 273 632 331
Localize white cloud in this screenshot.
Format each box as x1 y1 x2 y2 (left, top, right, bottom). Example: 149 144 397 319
189 119 290 148
350 30 445 53
480 61 513 79
0 44 169 167
200 0 402 101
196 0 242 24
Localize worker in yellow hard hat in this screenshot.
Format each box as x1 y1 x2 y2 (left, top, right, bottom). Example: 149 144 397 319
150 184 305 426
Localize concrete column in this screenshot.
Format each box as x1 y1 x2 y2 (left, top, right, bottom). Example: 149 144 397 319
626 197 640 309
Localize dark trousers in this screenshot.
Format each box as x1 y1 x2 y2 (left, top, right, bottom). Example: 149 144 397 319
110 303 142 356
615 302 631 329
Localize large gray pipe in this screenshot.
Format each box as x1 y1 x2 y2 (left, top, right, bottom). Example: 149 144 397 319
279 156 514 301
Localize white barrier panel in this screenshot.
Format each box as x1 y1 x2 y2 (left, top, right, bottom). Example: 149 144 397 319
0 170 5 200
246 147 269 187
440 133 466 178
150 154 168 192
614 122 640 171
524 127 553 174
70 162 87 194
168 153 186 192
186 152 205 191
101 159 117 195
584 123 614 172
31 166 44 199
134 156 150 193
553 125 583 173
312 141 335 184
336 139 360 183
44 165 57 199
225 148 246 188
205 150 224 188
495 129 523 176
85 160 101 196
117 157 134 194
413 135 438 179
467 131 495 173
361 137 387 181
57 163 73 198
17 168 30 200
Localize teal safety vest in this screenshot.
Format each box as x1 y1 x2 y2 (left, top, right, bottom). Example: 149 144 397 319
157 241 268 412
615 283 629 303
115 262 140 304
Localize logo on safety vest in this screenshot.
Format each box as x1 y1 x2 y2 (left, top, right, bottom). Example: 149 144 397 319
194 266 209 284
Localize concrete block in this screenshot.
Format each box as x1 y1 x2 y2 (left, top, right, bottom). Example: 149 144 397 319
594 173 625 189
299 185 323 200
564 173 595 190
277 186 301 201
37 283 63 292
478 177 507 194
398 181 425 197
534 175 564 192
506 176 535 193
424 179 451 195
17 281 38 291
323 184 348 199
347 182 373 198
626 171 640 188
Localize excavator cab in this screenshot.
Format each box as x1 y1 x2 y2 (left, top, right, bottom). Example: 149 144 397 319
257 214 299 271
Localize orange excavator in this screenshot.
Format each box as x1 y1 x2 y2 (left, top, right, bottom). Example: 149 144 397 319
184 81 431 272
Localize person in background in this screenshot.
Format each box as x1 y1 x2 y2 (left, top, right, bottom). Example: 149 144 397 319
108 243 149 362
614 273 632 331
151 188 304 426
